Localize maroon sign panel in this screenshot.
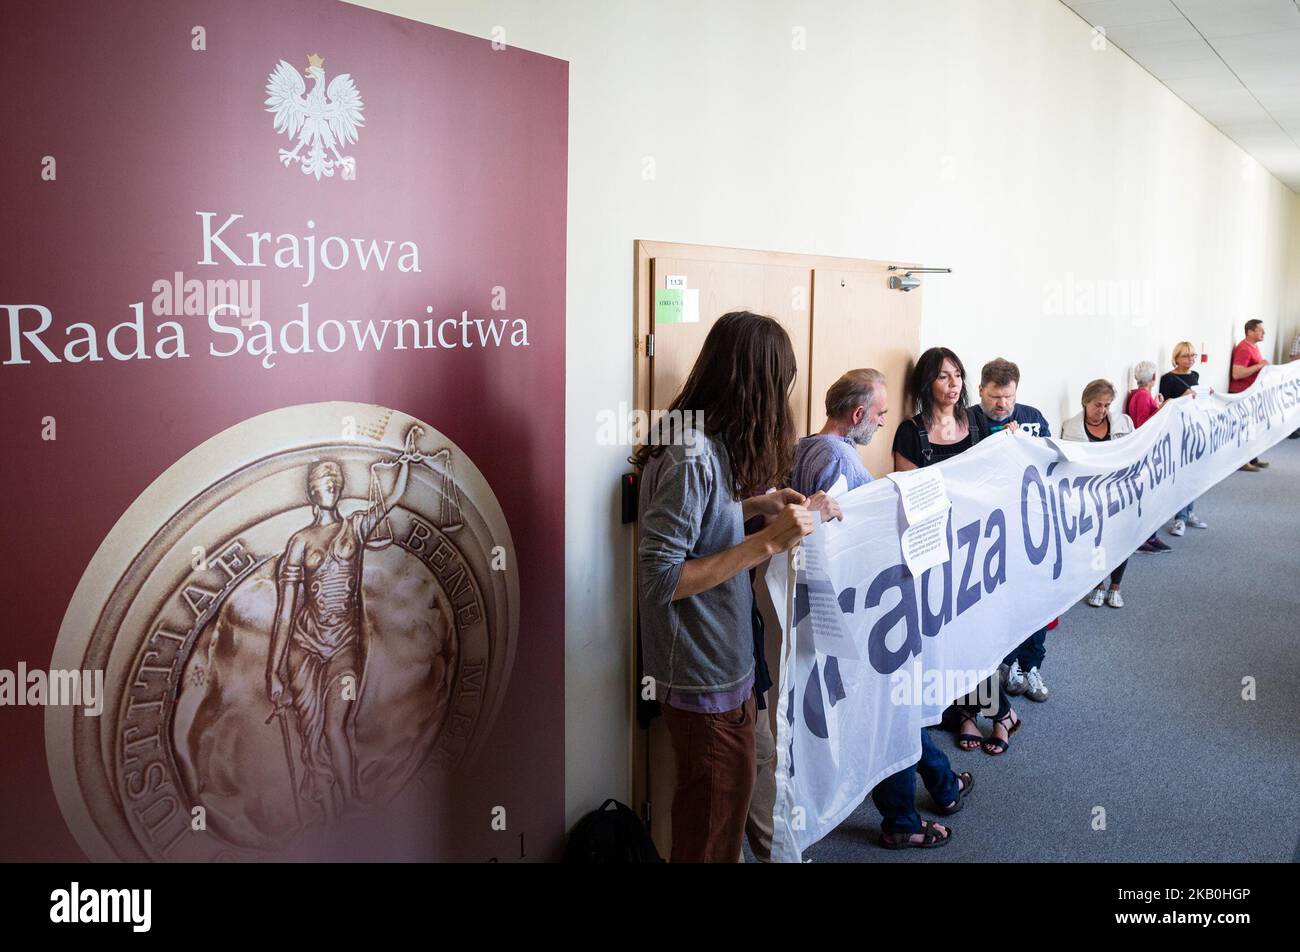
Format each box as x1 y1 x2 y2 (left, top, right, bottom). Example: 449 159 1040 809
0 0 567 861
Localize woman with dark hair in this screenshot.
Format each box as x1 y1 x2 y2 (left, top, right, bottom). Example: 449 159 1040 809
634 310 832 862
892 347 984 471
891 348 1021 755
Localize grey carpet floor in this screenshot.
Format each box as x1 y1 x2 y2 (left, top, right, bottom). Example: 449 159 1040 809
775 435 1300 863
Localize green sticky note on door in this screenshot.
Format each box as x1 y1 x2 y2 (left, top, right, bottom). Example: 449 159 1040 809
655 289 683 324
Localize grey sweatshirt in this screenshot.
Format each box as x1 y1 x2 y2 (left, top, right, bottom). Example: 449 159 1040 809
637 429 754 699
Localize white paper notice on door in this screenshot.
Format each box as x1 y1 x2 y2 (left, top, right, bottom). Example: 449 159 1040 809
682 288 700 323
885 467 951 576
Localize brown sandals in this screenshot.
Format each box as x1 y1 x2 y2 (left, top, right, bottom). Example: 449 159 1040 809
880 819 952 850
934 771 974 816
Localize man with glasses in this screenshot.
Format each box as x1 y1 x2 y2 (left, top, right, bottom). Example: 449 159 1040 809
970 358 1053 702
1158 342 1210 531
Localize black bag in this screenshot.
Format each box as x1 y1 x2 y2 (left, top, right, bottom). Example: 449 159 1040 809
563 799 663 863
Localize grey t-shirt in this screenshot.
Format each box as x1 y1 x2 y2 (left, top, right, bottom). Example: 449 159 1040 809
790 434 872 496
637 430 754 701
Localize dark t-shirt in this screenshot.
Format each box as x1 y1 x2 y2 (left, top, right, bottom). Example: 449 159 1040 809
1158 370 1199 402
1085 418 1112 442
892 416 973 468
970 403 1052 439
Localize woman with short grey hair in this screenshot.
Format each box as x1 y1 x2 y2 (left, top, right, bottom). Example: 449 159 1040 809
1133 360 1158 390
1062 379 1135 607
1125 362 1171 554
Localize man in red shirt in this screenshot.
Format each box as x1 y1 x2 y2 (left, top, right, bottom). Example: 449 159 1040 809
1230 319 1270 470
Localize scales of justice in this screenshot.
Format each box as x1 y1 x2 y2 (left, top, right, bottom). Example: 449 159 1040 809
263 425 463 829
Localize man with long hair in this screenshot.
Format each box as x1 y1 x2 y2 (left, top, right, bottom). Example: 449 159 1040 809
634 310 824 862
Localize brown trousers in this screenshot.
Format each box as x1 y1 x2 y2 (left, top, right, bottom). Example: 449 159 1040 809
744 694 776 862
661 692 757 863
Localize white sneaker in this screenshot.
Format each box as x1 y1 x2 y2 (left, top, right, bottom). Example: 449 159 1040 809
1004 660 1028 695
1186 514 1208 529
1106 589 1124 609
1086 588 1106 607
1024 666 1048 702
1169 519 1186 537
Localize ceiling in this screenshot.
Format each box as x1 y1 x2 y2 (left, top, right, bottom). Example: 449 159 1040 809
1059 0 1300 191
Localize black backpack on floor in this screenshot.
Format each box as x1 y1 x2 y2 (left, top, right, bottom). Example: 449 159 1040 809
563 798 663 863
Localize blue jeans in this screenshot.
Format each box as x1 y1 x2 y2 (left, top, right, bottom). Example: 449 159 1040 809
871 729 959 833
1003 626 1047 671
1175 500 1196 521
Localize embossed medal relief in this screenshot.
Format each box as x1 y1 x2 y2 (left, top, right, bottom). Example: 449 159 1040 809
45 404 518 861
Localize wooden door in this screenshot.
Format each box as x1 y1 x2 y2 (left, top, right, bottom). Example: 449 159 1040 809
649 257 813 431
808 267 922 478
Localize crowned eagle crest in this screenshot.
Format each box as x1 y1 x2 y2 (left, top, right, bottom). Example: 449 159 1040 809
265 54 364 181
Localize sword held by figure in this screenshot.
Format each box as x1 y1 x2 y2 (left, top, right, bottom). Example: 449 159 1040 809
265 704 303 826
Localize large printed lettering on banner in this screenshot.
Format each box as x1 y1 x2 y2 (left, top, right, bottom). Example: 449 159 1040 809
765 364 1300 863
0 0 567 861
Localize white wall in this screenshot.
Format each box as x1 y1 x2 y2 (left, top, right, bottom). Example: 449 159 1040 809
349 0 1300 829
1286 200 1300 360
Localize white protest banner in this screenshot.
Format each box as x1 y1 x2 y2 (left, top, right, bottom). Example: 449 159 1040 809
765 362 1300 863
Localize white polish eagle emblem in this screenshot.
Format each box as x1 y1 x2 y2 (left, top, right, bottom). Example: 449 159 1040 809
265 53 364 181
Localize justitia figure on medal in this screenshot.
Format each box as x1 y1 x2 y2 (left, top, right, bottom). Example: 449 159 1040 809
265 426 424 825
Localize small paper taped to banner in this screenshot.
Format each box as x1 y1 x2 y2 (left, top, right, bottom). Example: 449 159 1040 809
795 519 859 659
885 467 951 575
898 513 948 575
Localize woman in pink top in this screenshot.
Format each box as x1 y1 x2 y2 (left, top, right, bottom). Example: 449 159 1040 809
1126 361 1171 554
1127 360 1161 426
